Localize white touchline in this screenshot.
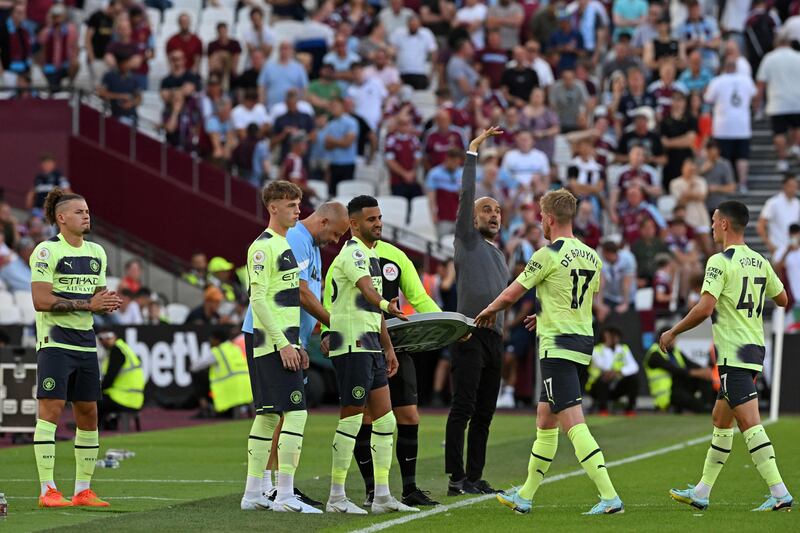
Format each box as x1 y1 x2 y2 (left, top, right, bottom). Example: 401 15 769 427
349 420 777 533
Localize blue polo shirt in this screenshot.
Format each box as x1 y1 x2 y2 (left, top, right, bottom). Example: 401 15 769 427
321 113 359 165
242 221 321 347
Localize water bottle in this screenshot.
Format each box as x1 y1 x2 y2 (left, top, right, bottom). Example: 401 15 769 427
107 448 135 459
95 458 120 469
0 493 7 518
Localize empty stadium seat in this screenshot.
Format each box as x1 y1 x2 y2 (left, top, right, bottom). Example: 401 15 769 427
635 287 654 312
376 195 408 227
0 304 22 325
408 195 436 241
166 303 191 324
201 6 235 27
336 179 374 198
439 233 456 251
146 7 161 35
13 291 35 324
657 195 677 219
306 179 329 202
171 0 202 16
0 290 14 310
163 8 198 32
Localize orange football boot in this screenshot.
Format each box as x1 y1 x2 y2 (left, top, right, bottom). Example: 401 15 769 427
72 489 110 507
39 486 73 508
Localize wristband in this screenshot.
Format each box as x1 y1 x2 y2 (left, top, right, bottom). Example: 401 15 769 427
379 299 390 312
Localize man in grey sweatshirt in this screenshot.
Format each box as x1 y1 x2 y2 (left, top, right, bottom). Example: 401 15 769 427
445 127 510 495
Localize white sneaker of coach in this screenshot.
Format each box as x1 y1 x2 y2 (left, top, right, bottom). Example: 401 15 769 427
273 496 323 514
241 493 273 510
326 498 368 514
371 495 420 514
496 387 515 409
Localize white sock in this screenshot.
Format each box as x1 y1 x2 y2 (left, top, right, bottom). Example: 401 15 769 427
770 482 789 499
74 480 90 496
375 484 390 498
693 481 712 499
329 483 346 501
276 472 294 502
245 475 262 500
41 482 55 497
261 470 274 493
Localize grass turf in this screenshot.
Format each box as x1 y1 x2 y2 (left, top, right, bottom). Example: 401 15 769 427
0 413 796 532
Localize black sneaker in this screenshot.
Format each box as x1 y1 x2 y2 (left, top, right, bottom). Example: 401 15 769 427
294 487 322 507
447 478 466 496
363 490 374 507
467 479 501 494
402 488 440 506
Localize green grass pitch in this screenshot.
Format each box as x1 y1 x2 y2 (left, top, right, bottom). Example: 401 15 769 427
0 413 797 532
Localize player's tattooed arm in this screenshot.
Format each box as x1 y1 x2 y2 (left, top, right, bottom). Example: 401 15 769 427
51 298 92 312
32 282 123 313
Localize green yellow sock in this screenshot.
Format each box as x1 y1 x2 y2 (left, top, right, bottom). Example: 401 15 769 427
34 419 57 487
278 410 307 476
744 425 784 487
331 414 363 487
568 423 617 500
371 412 396 489
247 414 279 479
74 429 99 494
519 427 559 500
699 426 734 490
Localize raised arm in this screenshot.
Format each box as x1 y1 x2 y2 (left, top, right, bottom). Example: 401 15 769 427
455 126 503 241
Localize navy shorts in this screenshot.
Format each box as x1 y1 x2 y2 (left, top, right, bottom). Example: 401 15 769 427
770 113 800 135
244 333 306 414
539 357 589 413
37 347 101 402
332 351 388 407
717 365 758 408
388 351 418 408
715 138 750 162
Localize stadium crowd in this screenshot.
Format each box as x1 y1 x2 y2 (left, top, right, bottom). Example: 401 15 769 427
4 0 800 414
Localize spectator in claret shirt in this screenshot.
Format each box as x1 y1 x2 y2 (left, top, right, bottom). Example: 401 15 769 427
166 12 202 73
616 184 666 244
426 148 464 237
38 4 78 91
385 114 423 200
207 23 242 88
0 3 33 86
280 132 316 209
476 29 509 89
574 200 602 249
423 109 467 170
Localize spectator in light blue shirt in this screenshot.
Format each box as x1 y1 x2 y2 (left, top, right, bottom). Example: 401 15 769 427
322 34 361 91
320 97 359 195
258 41 309 108
675 1 721 72
612 0 647 42
205 97 237 165
678 49 713 93
250 137 270 186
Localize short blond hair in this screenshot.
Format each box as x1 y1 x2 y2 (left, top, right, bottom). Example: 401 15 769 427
540 189 577 225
